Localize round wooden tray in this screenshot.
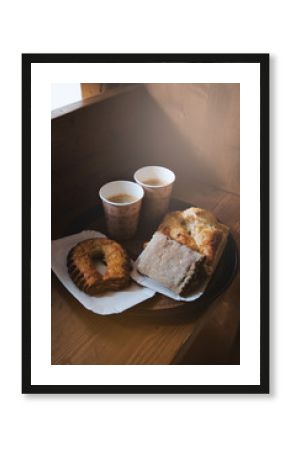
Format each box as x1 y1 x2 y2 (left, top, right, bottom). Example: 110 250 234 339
66 198 238 318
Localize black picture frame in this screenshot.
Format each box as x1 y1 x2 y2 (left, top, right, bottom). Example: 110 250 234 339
22 53 269 394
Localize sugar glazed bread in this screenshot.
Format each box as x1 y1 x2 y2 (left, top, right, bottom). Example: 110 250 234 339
137 207 229 295
67 238 131 295
137 232 206 295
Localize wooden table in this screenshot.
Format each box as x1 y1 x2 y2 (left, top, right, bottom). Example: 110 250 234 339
51 181 240 365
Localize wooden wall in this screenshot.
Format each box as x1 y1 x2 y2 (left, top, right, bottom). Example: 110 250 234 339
52 84 240 238
80 83 125 99
145 83 240 195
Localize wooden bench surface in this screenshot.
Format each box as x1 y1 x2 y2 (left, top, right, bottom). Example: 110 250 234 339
51 181 240 365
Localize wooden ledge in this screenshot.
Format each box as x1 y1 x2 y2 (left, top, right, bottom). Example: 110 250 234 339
51 84 141 120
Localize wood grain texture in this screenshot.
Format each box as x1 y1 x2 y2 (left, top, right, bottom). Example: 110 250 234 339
51 84 240 365
81 83 127 99
52 184 240 365
81 83 104 98
51 277 198 365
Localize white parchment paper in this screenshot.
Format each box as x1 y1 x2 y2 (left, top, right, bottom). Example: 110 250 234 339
51 230 156 315
131 257 210 302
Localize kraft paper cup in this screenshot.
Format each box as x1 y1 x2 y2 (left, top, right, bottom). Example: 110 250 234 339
99 181 144 239
133 166 175 224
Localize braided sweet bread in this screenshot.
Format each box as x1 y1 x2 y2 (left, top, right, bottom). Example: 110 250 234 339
67 238 131 295
158 207 229 274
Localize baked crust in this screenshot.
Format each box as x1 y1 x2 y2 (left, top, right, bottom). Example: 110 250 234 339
67 238 131 295
158 207 229 274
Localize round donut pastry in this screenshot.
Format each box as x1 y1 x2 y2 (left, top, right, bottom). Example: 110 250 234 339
67 238 131 295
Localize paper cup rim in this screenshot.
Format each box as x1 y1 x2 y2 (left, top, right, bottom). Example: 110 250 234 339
133 166 176 188
99 180 144 206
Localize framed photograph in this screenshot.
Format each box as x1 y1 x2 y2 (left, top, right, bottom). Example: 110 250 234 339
22 53 269 394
